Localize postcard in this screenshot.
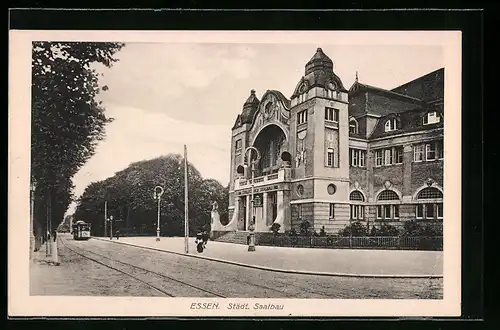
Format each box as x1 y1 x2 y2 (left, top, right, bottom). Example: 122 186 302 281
8 30 462 317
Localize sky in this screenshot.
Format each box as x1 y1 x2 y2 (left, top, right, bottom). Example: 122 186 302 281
67 42 443 215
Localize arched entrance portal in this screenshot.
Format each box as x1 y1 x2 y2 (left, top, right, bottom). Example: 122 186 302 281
252 124 287 176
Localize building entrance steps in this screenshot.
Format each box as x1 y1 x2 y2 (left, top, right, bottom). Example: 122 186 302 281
93 236 443 278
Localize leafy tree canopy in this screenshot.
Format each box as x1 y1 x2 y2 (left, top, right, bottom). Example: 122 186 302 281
74 154 229 237
31 42 124 233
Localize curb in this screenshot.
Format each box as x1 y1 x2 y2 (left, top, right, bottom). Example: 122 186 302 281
92 237 443 279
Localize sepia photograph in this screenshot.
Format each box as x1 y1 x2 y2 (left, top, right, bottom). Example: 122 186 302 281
9 30 462 317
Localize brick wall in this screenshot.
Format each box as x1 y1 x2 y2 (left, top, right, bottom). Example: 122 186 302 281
372 165 404 195
349 167 369 195
348 92 367 117
399 204 415 222
291 202 314 229
411 160 444 192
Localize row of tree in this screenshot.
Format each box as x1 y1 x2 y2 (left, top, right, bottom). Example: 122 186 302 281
73 154 229 237
31 42 125 249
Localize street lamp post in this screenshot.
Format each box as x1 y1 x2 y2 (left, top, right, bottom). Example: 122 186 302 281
104 200 107 238
109 215 113 240
244 147 261 252
154 186 164 242
30 180 37 259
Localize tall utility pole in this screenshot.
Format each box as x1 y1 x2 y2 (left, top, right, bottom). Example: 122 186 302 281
104 200 107 238
184 145 189 254
244 147 261 252
46 192 52 256
30 180 36 259
154 186 164 242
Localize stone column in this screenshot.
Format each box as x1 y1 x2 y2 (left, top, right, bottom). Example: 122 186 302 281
276 190 285 232
29 189 34 259
246 195 251 231
262 192 268 231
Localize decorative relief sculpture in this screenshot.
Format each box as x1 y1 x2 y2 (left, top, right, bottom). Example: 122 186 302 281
295 138 307 168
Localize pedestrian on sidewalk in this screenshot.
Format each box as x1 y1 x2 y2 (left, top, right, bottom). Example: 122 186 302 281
116 229 120 240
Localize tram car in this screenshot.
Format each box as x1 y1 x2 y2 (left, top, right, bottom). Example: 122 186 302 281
72 221 91 240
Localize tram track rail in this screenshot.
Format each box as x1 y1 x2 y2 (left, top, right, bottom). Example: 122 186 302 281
60 237 226 298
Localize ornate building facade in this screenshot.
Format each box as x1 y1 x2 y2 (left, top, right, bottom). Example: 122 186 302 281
216 48 444 235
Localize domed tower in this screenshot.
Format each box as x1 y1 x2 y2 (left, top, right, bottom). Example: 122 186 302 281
240 89 260 124
289 48 350 233
228 90 261 224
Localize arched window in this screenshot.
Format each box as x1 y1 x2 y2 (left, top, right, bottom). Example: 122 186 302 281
349 190 364 220
416 187 443 220
417 187 443 199
377 190 399 201
350 191 364 201
349 118 358 134
376 190 400 221
384 118 398 132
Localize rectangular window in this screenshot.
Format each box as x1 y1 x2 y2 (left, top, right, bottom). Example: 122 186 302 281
327 148 334 167
384 205 391 219
350 149 366 167
426 143 436 160
393 205 400 219
325 107 339 122
377 205 383 219
297 110 308 125
424 111 440 125
351 205 364 220
395 146 404 164
437 140 444 159
437 203 443 219
375 150 383 167
416 204 424 219
414 144 424 162
329 203 335 219
235 139 242 152
384 148 393 166
425 203 435 219
297 204 303 219
360 151 366 167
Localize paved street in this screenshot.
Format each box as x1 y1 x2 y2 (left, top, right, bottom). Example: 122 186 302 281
30 234 442 299
95 235 443 276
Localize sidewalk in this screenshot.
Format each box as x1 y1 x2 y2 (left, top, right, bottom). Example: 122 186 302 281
94 236 443 278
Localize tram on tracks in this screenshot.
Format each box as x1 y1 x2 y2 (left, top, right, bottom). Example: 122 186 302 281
72 221 91 240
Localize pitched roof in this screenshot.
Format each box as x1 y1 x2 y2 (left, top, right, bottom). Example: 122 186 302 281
349 81 426 104
390 68 444 102
369 107 443 140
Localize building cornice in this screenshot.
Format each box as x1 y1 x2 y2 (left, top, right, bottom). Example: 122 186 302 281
369 127 443 143
291 176 350 183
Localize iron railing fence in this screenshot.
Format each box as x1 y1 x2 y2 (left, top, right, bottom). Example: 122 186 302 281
257 235 443 251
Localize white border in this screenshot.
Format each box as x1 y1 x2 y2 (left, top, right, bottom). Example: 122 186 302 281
8 30 462 317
